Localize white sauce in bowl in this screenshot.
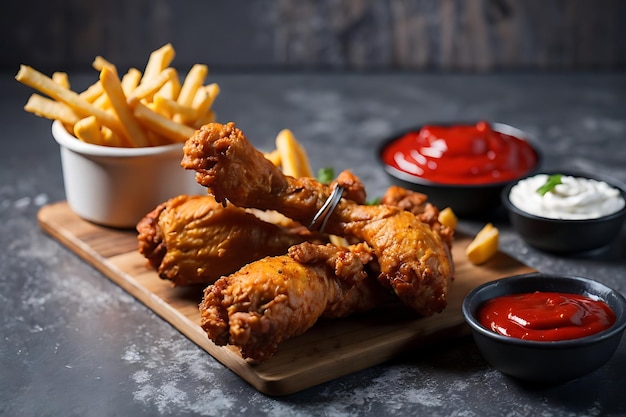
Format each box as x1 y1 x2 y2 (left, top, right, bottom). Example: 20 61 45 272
509 174 625 220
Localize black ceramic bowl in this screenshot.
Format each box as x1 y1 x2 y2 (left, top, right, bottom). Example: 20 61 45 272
501 171 626 254
462 273 626 384
378 122 541 218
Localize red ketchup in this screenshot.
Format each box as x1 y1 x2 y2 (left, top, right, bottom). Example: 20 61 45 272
478 292 616 341
381 121 537 184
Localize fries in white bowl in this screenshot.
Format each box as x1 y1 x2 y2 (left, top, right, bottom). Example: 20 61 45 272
16 44 217 227
16 43 219 148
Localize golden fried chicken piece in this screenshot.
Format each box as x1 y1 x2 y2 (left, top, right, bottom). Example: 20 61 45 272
182 123 367 215
182 122 454 316
289 241 390 318
199 242 378 361
381 185 454 249
136 194 311 286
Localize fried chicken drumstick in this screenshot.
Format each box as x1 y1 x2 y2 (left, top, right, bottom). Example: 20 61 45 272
200 242 381 362
182 122 454 316
137 194 311 286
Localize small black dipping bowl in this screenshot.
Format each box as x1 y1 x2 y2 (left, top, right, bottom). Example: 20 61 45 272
377 122 541 218
501 171 626 254
462 273 626 384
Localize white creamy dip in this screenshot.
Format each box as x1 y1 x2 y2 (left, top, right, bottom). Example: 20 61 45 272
509 174 625 220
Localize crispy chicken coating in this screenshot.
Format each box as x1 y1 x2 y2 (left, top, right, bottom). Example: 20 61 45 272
380 185 454 249
199 242 378 361
136 194 310 286
182 122 454 316
289 241 389 318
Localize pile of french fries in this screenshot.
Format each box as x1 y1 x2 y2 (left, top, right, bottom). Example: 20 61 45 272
15 43 219 147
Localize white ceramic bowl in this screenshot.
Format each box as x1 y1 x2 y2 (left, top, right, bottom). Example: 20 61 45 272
52 120 205 228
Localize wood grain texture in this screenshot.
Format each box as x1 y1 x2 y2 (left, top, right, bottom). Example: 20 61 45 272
37 201 535 395
5 0 625 72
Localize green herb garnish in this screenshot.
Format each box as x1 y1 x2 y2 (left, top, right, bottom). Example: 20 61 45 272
536 174 563 196
317 167 335 184
366 197 381 206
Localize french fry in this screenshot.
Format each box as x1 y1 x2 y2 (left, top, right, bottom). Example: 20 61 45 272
155 86 218 126
466 223 499 265
73 116 103 144
24 93 81 125
275 129 313 178
185 83 219 125
52 72 70 89
264 149 281 166
142 43 175 81
99 66 150 147
153 95 196 120
157 77 181 100
191 110 215 129
204 83 220 107
143 120 171 146
126 67 176 107
438 207 458 230
141 105 172 146
92 55 116 72
101 126 124 147
15 65 125 138
79 81 104 103
92 91 112 110
148 97 172 118
177 64 208 105
174 64 208 122
188 88 209 118
121 68 142 95
133 102 196 143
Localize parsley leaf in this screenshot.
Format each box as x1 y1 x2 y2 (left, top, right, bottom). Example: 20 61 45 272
536 174 563 196
317 167 335 184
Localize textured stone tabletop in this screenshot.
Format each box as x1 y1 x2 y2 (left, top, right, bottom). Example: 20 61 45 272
1 72 625 416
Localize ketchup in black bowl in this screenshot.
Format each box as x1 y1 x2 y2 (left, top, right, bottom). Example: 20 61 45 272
380 121 538 185
462 273 626 383
478 291 616 342
378 121 540 217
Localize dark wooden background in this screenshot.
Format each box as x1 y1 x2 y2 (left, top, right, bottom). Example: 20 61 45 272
4 0 625 73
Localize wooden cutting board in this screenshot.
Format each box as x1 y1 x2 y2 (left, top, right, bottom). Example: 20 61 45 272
38 201 534 396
